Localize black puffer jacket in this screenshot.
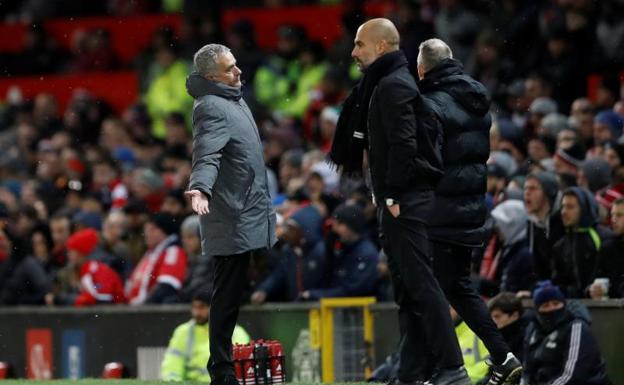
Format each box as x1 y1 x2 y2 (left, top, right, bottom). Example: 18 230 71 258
418 59 491 246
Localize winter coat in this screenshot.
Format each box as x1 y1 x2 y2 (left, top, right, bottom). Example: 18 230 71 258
522 302 611 385
500 316 528 360
256 205 326 301
307 236 379 299
419 58 492 247
552 188 606 297
528 211 565 281
186 73 277 257
366 51 444 216
594 234 624 298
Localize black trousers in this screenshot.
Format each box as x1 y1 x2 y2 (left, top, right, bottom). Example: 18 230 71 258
208 251 252 381
431 241 510 364
381 206 463 382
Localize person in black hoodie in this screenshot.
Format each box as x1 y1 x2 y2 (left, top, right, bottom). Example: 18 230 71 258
552 187 609 297
416 38 522 385
330 20 466 385
524 171 564 282
522 281 611 385
488 293 527 360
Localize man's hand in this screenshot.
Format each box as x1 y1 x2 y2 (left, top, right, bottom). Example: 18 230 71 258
250 291 267 305
388 204 400 218
589 282 606 300
185 190 210 215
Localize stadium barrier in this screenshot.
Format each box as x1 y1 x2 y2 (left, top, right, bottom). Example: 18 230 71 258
0 299 622 382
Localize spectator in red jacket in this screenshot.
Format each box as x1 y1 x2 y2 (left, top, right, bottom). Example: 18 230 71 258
46 228 126 306
126 213 187 305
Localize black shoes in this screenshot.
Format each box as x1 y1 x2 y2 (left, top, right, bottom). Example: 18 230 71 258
211 375 239 385
486 353 523 385
427 366 471 385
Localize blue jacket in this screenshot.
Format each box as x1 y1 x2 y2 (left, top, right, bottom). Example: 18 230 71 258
307 236 379 299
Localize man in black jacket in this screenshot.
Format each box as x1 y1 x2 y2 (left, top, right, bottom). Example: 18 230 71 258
331 19 468 385
416 39 522 385
590 198 624 299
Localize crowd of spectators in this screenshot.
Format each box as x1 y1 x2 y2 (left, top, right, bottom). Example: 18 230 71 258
0 0 623 307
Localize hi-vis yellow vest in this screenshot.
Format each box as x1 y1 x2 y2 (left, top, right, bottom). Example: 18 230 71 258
161 320 250 382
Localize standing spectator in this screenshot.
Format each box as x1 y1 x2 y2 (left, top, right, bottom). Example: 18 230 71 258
552 187 605 297
590 198 624 299
522 282 611 385
126 213 187 305
524 172 564 281
300 204 379 300
47 228 125 306
416 38 521 383
488 293 526 361
184 44 276 385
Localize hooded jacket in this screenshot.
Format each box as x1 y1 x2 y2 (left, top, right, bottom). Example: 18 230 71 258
488 200 535 293
256 205 326 301
522 301 611 385
552 187 605 297
419 58 492 246
186 73 277 257
527 172 565 281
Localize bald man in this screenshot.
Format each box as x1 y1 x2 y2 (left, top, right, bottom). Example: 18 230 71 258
330 19 470 385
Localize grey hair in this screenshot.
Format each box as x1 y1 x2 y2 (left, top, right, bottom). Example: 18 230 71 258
193 44 230 76
417 38 453 72
181 215 201 236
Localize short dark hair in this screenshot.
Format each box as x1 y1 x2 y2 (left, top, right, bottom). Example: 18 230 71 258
613 198 624 207
488 292 523 316
192 291 212 305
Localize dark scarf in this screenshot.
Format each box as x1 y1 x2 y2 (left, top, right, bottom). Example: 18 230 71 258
329 50 409 175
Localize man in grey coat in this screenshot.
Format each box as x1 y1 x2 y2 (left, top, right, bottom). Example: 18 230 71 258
184 43 276 385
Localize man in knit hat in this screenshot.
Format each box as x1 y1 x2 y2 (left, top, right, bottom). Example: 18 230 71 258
524 171 564 281
553 142 585 188
522 281 610 385
46 228 126 306
126 213 187 305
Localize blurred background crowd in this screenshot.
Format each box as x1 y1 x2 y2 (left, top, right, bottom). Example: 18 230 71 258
0 0 623 308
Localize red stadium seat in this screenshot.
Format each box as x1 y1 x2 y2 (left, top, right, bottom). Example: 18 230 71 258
0 362 13 379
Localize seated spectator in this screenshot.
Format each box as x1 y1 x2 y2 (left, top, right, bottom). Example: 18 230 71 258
47 228 125 306
161 291 250 382
552 187 607 297
488 292 526 360
250 205 325 304
524 172 564 282
300 204 379 300
126 213 187 305
480 200 534 296
590 198 624 299
522 282 611 385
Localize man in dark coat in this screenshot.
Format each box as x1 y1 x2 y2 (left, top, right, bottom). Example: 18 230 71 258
524 171 564 281
416 38 522 384
488 292 527 361
250 204 326 303
552 187 607 297
184 43 277 385
331 19 467 385
522 282 611 385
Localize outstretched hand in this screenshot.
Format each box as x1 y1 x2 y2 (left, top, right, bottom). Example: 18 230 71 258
185 190 210 215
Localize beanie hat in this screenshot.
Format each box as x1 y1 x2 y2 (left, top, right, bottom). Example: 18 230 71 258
73 211 103 231
489 151 518 178
595 110 624 138
333 203 367 235
533 280 566 309
66 228 99 256
497 119 526 154
530 97 558 116
527 171 560 207
540 113 570 139
554 142 585 169
580 158 612 193
149 212 179 235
